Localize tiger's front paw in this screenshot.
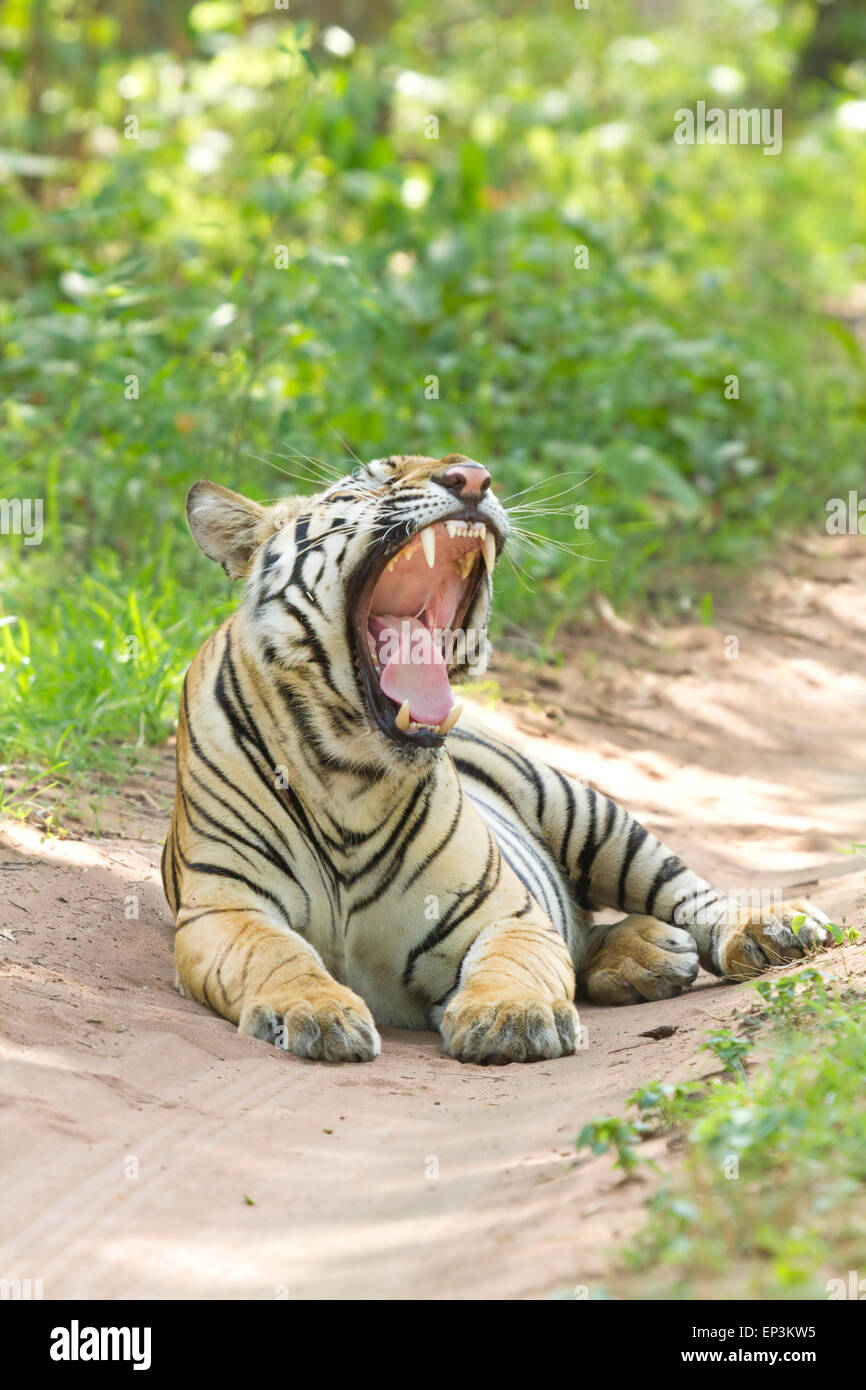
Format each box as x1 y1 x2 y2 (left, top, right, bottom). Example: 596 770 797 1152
440 992 580 1065
716 899 832 981
238 988 381 1063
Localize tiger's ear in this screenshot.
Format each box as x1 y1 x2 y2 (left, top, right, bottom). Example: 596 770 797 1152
186 480 269 579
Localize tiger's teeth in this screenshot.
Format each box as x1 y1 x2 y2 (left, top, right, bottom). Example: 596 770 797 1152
438 701 464 735
420 525 436 569
395 700 411 732
483 531 496 573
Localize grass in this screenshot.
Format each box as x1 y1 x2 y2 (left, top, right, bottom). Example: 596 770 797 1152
568 942 866 1300
0 546 233 819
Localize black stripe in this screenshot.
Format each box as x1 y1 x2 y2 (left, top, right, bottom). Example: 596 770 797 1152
473 796 567 927
645 856 689 918
573 786 599 909
180 780 303 892
281 598 341 694
183 674 306 868
176 844 297 929
402 785 463 890
552 767 576 865
403 834 501 987
617 819 649 909
177 906 256 931
455 728 547 822
346 781 432 901
673 887 722 926
601 796 618 843
219 635 334 859
431 938 474 1009
180 785 261 872
451 755 527 823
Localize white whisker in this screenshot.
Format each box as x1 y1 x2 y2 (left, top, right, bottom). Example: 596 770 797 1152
508 525 600 562
246 452 326 491
502 470 595 505
272 445 344 482
326 424 364 468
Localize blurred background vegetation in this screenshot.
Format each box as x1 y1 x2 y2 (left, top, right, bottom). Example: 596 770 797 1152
1 0 865 803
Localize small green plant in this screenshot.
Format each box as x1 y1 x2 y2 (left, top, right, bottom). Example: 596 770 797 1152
575 1117 645 1173
700 1028 753 1077
627 1080 705 1130
752 965 829 1024
576 1082 705 1178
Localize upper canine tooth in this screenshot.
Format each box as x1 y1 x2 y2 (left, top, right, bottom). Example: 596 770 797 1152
438 701 464 735
483 531 496 573
420 525 436 569
395 700 411 732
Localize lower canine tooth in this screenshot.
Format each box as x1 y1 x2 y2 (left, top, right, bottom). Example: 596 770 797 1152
420 525 436 568
438 701 464 735
483 531 496 573
395 700 411 732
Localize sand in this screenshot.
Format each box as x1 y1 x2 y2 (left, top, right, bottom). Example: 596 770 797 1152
2 534 864 1300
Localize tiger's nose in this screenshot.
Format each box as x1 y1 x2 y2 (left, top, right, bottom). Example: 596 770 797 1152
441 460 491 501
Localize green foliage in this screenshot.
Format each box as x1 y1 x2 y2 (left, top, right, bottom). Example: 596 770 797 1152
576 1081 705 1174
575 1116 645 1173
1 0 865 791
752 963 832 1024
579 968 866 1298
700 1027 753 1076
627 1079 706 1129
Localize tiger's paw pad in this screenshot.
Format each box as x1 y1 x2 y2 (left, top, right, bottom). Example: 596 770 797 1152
583 917 699 1006
441 995 579 1065
717 899 832 981
238 997 381 1063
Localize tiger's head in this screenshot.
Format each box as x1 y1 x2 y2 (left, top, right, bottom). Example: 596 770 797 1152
186 454 509 770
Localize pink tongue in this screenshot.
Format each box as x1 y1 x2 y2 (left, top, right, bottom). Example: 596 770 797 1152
370 615 454 726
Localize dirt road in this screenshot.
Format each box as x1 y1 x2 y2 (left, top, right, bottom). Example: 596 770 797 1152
2 535 864 1300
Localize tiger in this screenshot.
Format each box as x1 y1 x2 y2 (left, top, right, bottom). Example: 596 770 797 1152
161 452 831 1064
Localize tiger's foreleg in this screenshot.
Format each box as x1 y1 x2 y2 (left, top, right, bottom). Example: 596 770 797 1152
174 908 381 1062
568 806 832 992
506 756 834 989
569 804 833 999
454 732 833 988
438 913 579 1064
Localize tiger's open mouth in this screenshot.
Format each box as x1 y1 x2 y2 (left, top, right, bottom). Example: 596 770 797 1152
351 518 500 747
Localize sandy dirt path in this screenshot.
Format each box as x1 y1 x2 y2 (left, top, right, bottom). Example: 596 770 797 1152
2 535 865 1300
